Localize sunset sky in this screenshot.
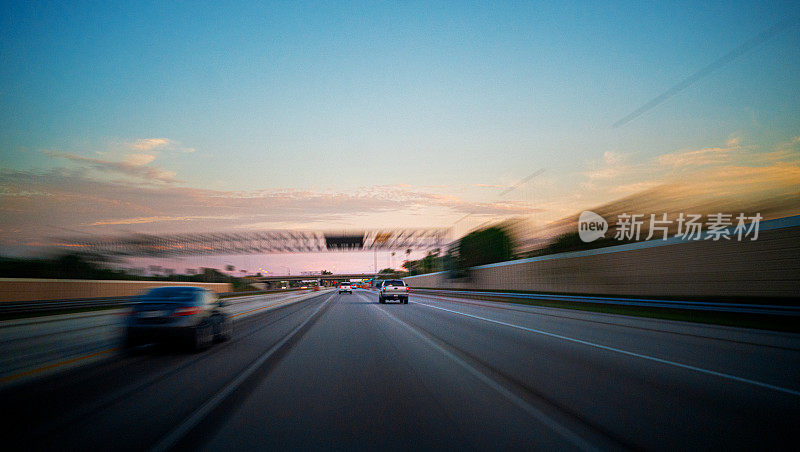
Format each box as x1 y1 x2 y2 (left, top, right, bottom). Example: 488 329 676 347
1 1 799 273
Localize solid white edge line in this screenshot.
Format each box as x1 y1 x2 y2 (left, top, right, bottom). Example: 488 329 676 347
411 299 800 398
374 303 598 452
150 292 335 452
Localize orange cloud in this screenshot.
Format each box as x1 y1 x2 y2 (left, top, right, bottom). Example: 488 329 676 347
657 146 735 167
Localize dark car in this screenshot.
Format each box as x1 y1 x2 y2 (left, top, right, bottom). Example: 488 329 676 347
125 286 232 351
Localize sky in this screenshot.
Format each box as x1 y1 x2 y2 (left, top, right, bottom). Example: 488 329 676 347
1 1 799 273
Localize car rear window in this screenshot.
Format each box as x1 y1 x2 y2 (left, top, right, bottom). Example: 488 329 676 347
384 280 405 286
140 287 200 303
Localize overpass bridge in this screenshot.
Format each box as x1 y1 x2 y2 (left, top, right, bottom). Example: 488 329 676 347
259 273 382 285
260 273 377 282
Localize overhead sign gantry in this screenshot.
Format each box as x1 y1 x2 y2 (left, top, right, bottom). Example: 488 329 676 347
54 228 447 257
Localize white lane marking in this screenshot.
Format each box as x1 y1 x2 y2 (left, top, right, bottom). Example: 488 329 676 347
355 292 375 303
232 294 316 318
230 290 334 318
151 292 335 452
412 300 800 398
375 305 598 451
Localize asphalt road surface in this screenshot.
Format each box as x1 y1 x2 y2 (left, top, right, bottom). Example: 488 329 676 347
2 289 799 451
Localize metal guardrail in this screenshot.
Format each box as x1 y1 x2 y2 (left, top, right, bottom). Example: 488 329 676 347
0 296 132 315
0 289 309 316
411 289 800 317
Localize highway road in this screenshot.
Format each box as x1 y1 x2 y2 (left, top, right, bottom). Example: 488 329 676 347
2 289 799 451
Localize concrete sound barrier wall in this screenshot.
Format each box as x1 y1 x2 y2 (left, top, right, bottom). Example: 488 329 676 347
0 279 233 303
404 215 800 299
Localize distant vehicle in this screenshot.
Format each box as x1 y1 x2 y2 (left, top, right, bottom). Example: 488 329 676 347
338 283 352 294
125 286 231 351
379 280 409 304
300 286 307 289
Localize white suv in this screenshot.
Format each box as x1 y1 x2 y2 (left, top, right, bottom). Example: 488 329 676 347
379 280 409 304
338 283 352 294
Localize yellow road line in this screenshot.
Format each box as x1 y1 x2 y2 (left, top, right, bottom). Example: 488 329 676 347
0 347 118 384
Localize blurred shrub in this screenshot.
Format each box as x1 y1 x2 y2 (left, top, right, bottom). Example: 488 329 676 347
456 226 514 269
402 250 443 276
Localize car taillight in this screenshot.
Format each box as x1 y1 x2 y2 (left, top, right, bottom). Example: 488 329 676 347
405 287 409 292
172 306 202 316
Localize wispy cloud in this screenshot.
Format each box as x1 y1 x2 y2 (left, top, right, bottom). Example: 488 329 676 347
91 215 239 226
567 134 800 225
44 151 180 183
131 138 172 151
129 138 195 153
123 153 156 166
603 151 626 165
610 180 663 195
584 151 632 181
656 146 735 167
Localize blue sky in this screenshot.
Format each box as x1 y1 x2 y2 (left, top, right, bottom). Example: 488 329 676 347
1 1 799 271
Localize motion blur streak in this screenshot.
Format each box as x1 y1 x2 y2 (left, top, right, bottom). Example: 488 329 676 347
0 348 116 384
